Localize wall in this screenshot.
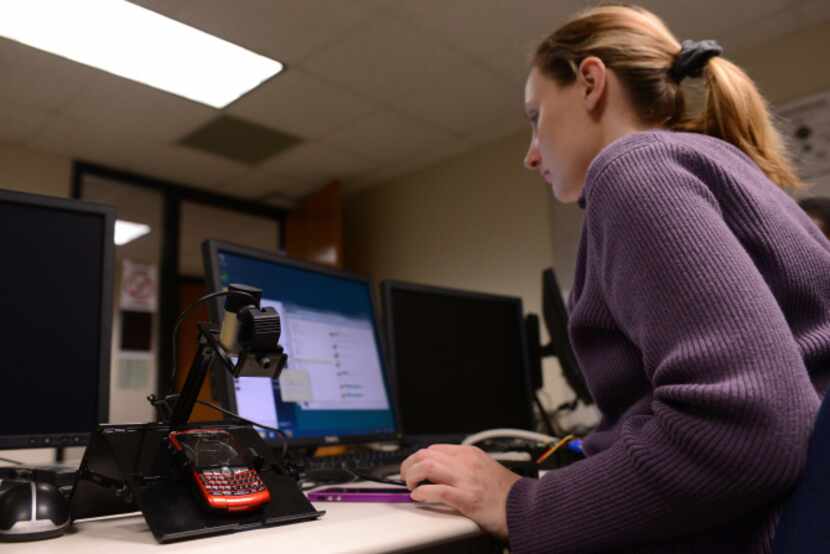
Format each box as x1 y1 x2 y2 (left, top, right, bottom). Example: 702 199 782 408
0 140 71 197
343 130 594 420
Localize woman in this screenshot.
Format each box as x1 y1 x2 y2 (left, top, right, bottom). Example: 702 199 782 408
400 5 830 553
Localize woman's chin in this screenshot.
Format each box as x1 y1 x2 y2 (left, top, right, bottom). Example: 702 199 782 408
551 182 579 204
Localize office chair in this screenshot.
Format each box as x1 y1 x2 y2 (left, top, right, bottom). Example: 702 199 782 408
772 389 830 552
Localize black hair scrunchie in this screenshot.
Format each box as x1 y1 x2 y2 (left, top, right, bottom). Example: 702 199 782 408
669 39 723 82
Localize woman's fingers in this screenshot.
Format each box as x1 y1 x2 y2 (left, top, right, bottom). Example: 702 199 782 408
424 444 467 456
410 483 475 513
403 455 460 490
400 445 456 479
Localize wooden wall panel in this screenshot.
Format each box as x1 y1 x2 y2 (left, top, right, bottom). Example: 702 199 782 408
286 181 343 268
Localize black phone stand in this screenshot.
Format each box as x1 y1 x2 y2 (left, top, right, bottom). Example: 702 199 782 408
69 422 324 543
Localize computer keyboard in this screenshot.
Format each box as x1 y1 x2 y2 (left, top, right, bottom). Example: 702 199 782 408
302 445 421 478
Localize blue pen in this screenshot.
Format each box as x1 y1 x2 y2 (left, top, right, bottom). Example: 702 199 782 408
566 439 584 454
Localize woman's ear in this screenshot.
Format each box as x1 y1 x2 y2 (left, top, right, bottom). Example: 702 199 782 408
577 56 607 113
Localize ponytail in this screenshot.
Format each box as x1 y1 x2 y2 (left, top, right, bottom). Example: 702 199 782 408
672 57 802 190
534 5 803 190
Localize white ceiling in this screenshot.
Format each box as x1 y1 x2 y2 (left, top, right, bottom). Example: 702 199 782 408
0 0 828 205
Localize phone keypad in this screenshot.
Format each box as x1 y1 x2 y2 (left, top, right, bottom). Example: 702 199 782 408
199 467 266 497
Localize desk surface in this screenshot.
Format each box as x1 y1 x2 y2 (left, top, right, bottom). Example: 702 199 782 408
22 495 482 554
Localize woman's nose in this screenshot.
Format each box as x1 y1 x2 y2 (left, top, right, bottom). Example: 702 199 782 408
524 142 541 170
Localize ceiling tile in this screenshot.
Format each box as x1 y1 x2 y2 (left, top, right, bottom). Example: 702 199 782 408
133 143 250 190
227 68 377 139
405 134 479 170
302 14 470 105
465 109 528 149
721 8 801 54
179 115 301 165
27 113 137 166
0 38 104 112
798 0 830 26
383 1 583 59
259 140 378 181
0 0 821 199
59 70 217 145
396 59 521 136
235 169 330 200
638 0 794 39
325 111 460 166
386 0 797 79
343 169 399 194
343 132 479 192
0 100 54 145
476 42 537 93
222 167 305 200
136 0 378 64
31 113 289 194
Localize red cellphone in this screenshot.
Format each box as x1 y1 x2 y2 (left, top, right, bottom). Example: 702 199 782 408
168 428 270 512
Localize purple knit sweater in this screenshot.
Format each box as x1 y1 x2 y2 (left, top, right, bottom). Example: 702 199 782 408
507 130 830 553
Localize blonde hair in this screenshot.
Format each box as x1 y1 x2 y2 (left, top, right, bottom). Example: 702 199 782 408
532 4 802 190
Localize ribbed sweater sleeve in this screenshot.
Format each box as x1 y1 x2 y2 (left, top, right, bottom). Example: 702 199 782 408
506 139 819 553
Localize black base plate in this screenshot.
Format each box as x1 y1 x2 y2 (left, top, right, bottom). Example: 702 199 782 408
69 423 323 543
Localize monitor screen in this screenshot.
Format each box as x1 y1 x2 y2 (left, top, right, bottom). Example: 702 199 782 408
0 190 113 449
203 241 398 447
381 281 534 439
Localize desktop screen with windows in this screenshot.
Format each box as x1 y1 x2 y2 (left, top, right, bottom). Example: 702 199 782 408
207 243 396 446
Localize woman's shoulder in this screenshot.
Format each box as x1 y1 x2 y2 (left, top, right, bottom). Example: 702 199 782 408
587 130 747 179
582 130 756 207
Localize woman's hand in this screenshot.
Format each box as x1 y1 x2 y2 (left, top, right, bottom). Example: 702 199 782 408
400 444 523 539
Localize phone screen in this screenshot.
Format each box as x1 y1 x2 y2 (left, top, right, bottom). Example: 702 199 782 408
172 431 247 469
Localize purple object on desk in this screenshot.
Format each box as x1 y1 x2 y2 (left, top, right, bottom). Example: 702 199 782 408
307 487 413 503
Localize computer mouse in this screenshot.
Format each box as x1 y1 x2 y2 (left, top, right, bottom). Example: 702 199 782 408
304 468 356 484
0 478 70 541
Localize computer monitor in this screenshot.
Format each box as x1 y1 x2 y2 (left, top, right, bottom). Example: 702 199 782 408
380 280 535 441
202 240 399 448
0 189 114 449
541 268 592 404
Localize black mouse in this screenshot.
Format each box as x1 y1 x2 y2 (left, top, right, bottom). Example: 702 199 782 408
304 468 356 484
0 477 69 541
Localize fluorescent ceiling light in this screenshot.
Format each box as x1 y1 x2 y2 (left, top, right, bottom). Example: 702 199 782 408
0 0 284 108
115 220 151 246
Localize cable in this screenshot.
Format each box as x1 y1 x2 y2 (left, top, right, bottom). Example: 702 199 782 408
169 289 257 394
0 457 23 465
462 428 558 446
535 434 575 465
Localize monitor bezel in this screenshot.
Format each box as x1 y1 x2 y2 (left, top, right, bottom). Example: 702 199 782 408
202 239 402 448
0 189 114 450
380 279 536 442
